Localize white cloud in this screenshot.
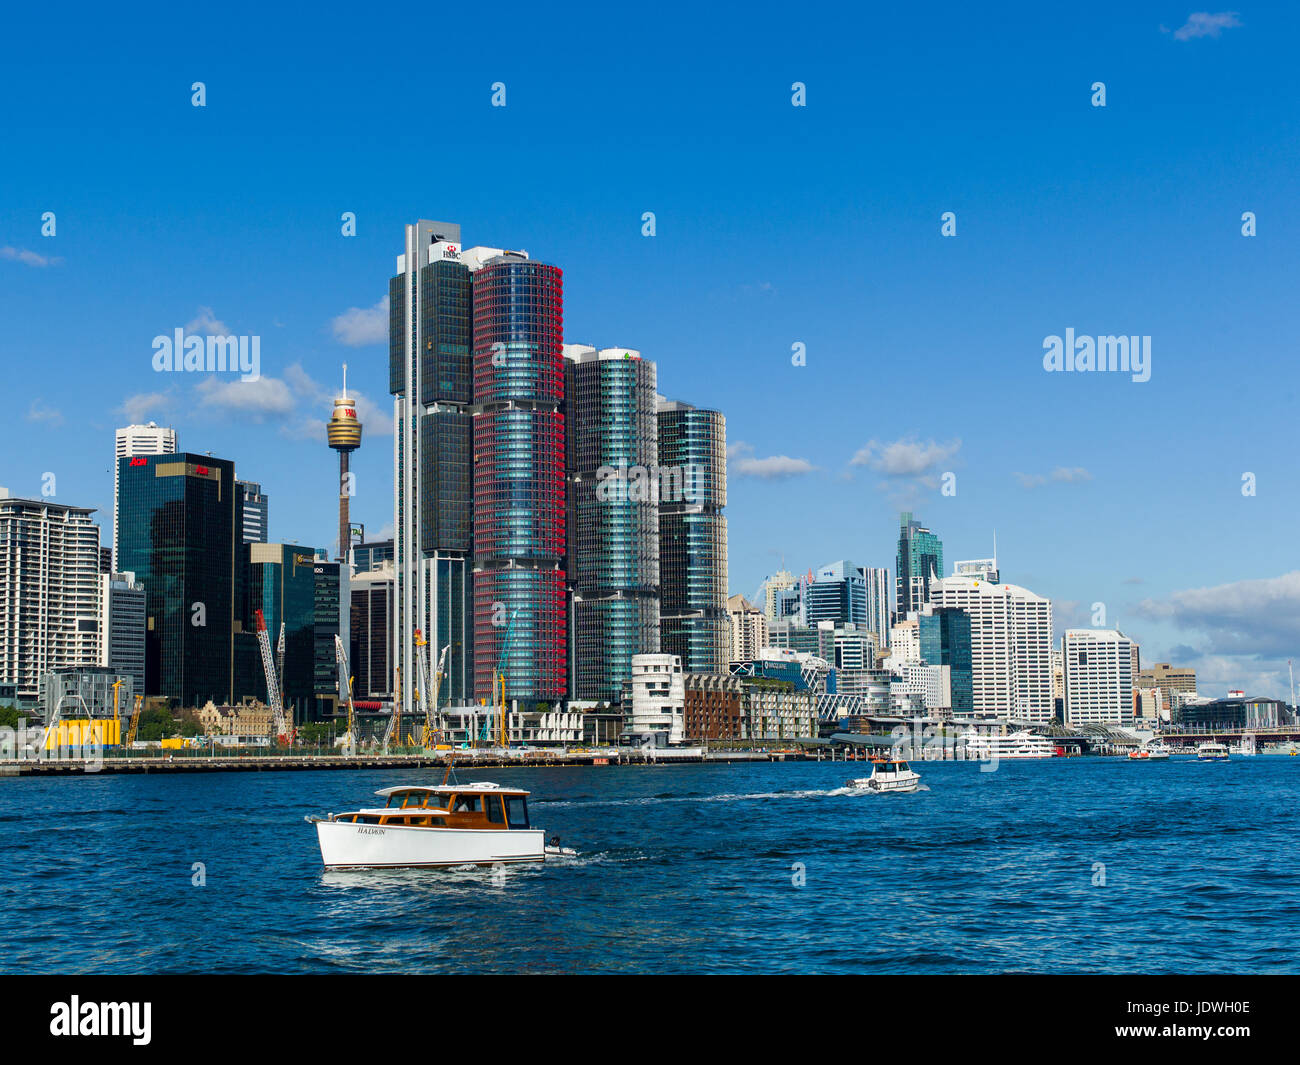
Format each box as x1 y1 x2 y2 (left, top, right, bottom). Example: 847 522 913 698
728 442 818 479
26 399 64 426
280 361 393 436
2 246 62 267
195 376 295 418
117 391 174 424
185 306 232 336
1014 466 1094 489
851 437 961 478
1137 572 1300 659
331 296 389 346
1172 11 1242 40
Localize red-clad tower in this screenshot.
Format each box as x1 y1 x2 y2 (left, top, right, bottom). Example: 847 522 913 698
469 251 566 704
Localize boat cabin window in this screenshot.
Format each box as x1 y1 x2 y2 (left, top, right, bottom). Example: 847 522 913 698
485 795 505 824
506 796 529 828
451 794 481 813
402 792 428 809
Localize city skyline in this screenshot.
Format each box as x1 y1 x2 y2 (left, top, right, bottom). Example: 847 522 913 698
4 6 1298 700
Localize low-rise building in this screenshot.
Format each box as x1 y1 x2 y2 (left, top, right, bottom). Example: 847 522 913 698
684 673 744 740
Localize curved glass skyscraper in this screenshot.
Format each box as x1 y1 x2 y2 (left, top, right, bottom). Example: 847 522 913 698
471 252 567 703
657 400 729 673
565 346 661 703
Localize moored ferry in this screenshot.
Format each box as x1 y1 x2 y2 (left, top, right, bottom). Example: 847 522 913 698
308 783 546 869
1129 740 1171 761
958 730 1057 760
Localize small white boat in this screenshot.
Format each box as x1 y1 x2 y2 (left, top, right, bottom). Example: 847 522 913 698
848 758 922 794
308 783 547 869
1196 742 1230 763
1129 740 1171 761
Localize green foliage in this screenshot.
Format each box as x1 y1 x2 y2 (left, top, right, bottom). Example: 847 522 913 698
298 722 333 745
136 707 179 742
0 705 24 730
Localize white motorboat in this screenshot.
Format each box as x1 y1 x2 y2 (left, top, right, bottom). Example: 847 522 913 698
958 730 1058 760
1129 740 1171 761
1196 742 1230 762
308 782 547 869
848 758 921 793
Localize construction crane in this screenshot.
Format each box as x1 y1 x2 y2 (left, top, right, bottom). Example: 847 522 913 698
254 608 292 744
125 694 144 748
334 634 357 754
487 610 520 748
414 631 450 749
111 678 123 749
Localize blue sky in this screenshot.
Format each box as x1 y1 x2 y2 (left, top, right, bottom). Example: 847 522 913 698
3 4 1299 698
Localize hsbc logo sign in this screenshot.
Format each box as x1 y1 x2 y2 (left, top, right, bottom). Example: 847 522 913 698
443 244 458 258
432 240 460 263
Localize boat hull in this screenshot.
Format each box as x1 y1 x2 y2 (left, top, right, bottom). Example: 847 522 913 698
315 820 546 869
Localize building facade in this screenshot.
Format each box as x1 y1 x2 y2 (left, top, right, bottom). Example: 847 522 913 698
897 511 943 617
1062 628 1135 726
726 594 767 664
117 453 246 707
805 559 868 628
657 400 728 672
864 566 891 647
236 481 269 544
99 570 146 697
0 497 102 707
928 576 1055 723
246 543 319 721
391 220 476 717
350 563 394 701
918 606 973 714
113 422 177 571
565 345 661 703
683 672 745 740
627 653 685 744
469 245 567 706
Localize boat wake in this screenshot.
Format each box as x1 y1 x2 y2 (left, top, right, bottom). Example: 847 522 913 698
535 787 862 809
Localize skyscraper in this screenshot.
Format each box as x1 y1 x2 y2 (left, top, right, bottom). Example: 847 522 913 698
928 575 1054 723
99 570 146 698
246 543 319 721
1062 629 1134 727
726 594 768 664
657 399 729 673
896 511 943 617
117 453 247 706
0 497 101 707
390 220 475 714
469 245 566 705
326 365 362 562
805 560 868 628
564 345 660 703
917 606 973 714
864 566 891 647
113 422 177 571
237 480 269 544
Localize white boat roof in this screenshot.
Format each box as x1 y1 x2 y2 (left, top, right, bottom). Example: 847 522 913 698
374 783 530 796
350 806 451 816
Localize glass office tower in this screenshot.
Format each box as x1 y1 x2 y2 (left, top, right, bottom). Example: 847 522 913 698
471 251 567 704
897 511 944 618
918 606 973 713
390 221 475 716
564 346 661 703
117 453 244 707
246 543 318 721
657 400 729 673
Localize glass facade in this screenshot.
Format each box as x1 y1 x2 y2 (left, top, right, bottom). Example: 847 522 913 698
565 350 661 702
117 453 244 707
246 544 318 721
918 607 973 713
897 512 944 617
657 403 729 673
471 257 566 703
313 560 343 720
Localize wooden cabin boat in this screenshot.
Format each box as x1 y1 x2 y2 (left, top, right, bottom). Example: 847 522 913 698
308 783 546 869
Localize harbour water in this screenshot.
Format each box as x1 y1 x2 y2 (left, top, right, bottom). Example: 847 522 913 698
2 756 1296 974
